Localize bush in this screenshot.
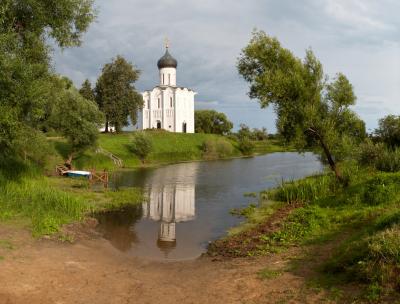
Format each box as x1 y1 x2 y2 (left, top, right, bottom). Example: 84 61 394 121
357 139 386 166
128 132 153 164
375 148 400 172
362 174 400 206
201 139 234 159
238 137 255 155
357 139 400 172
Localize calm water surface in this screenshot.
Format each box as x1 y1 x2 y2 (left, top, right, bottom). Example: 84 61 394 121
95 152 323 261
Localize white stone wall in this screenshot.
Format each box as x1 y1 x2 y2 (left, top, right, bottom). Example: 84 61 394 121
139 87 195 133
159 67 176 86
175 88 195 133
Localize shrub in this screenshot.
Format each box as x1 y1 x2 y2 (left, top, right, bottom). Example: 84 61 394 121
216 139 233 157
375 148 400 172
357 140 400 172
238 137 255 155
357 139 385 166
128 132 153 164
362 173 400 205
201 139 218 159
202 139 234 159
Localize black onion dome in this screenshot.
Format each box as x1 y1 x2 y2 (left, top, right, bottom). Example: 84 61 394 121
157 49 178 69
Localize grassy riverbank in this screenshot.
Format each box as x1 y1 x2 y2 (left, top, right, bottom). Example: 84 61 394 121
1 131 288 238
51 131 290 171
209 163 400 302
0 162 144 237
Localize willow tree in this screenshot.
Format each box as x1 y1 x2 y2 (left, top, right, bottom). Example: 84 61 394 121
95 56 143 133
238 31 365 181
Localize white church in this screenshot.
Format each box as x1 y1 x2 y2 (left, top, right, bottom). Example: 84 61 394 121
136 43 196 133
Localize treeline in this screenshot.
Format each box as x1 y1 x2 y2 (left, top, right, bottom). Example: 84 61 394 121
0 1 143 170
0 0 100 170
79 56 143 133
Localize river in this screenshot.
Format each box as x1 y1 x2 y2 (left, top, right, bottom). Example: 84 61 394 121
95 152 323 261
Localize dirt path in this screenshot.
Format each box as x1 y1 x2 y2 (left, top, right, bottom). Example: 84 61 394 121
0 225 357 304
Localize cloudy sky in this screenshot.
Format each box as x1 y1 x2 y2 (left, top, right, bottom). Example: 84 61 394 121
53 0 400 132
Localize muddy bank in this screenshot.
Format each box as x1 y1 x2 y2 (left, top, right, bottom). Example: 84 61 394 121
0 223 349 304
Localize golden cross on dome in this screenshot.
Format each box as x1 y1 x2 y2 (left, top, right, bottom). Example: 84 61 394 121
164 37 169 49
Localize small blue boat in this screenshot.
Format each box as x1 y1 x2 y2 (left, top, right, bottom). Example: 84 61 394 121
66 170 91 178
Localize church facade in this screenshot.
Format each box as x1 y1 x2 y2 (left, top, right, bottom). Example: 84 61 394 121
137 45 196 133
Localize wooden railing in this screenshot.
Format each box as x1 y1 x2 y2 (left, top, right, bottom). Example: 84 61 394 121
55 164 70 176
89 169 109 188
95 147 123 167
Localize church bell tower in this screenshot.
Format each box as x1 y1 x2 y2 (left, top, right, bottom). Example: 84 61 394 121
157 39 178 86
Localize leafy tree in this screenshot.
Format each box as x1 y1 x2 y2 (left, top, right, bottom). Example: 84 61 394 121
79 79 95 101
237 124 268 141
49 78 103 165
1 0 96 48
195 110 233 135
238 30 365 181
95 56 143 133
375 115 400 148
128 132 153 164
0 0 96 162
237 124 252 140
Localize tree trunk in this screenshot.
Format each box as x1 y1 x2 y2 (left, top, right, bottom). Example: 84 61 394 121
65 153 74 170
318 137 343 183
307 127 344 184
105 119 109 133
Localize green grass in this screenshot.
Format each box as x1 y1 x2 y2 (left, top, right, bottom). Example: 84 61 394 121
49 131 292 171
98 131 242 167
223 165 400 301
0 173 144 237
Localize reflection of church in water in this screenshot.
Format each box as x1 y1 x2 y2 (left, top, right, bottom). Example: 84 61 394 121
142 185 195 250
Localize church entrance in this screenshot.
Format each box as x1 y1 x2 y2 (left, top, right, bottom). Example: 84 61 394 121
156 120 162 129
182 122 187 133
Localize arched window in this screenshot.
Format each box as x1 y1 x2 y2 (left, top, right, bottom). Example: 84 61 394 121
148 99 150 109
182 122 187 133
168 74 171 85
170 97 173 107
162 74 164 84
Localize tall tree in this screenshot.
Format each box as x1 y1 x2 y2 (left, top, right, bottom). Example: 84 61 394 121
238 30 365 181
49 77 104 165
0 0 96 162
79 79 95 101
375 115 400 148
95 56 143 133
195 110 233 135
